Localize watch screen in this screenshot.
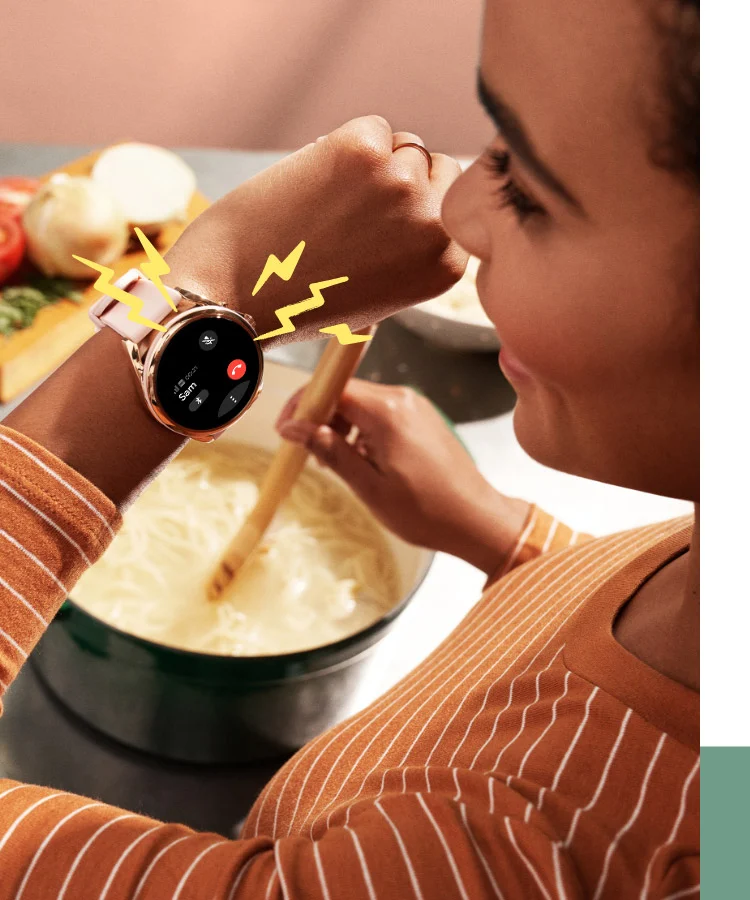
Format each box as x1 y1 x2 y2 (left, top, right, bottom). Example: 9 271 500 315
154 315 261 432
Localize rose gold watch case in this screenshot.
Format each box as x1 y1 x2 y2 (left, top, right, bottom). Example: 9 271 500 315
124 296 264 442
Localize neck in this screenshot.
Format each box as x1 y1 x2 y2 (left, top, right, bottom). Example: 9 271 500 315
613 503 700 691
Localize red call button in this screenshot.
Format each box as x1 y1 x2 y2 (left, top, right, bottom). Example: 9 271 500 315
227 359 246 380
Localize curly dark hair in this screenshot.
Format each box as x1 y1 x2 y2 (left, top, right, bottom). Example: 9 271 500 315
651 0 699 185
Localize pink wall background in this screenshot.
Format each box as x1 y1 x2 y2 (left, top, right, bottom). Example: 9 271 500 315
4 0 492 155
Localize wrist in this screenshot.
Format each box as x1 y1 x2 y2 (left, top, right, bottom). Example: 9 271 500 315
162 220 280 339
448 489 531 577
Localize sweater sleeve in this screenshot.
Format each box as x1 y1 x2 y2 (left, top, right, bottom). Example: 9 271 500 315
0 775 585 900
0 425 121 709
485 504 593 589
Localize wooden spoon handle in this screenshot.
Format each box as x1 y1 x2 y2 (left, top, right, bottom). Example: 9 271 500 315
206 328 373 600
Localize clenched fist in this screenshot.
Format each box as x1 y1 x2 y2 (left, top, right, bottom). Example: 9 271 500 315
164 116 468 343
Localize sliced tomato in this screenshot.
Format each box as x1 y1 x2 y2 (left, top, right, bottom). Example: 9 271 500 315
0 176 41 223
0 214 26 284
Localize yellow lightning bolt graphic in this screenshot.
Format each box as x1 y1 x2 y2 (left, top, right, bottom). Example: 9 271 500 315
134 227 177 311
252 241 306 296
71 256 168 331
319 324 372 344
254 276 349 341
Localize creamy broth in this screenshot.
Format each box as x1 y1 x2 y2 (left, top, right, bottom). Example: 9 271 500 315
73 443 400 655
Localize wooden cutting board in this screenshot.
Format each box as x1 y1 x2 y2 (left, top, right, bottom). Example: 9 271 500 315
0 149 211 402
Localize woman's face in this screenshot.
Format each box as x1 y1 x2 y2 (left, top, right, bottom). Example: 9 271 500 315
442 0 699 501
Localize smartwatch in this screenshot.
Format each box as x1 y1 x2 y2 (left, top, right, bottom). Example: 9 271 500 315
89 269 264 441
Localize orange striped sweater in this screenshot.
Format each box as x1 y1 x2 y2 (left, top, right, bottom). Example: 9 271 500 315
0 423 699 899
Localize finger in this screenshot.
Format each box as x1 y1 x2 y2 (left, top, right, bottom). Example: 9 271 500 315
333 115 393 155
336 380 413 431
276 389 354 436
391 131 432 181
428 152 463 189
329 412 353 438
279 422 379 494
274 390 303 430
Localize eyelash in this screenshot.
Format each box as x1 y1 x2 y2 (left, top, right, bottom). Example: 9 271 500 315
484 149 547 222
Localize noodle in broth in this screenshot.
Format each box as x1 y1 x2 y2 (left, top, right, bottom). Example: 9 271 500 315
73 443 400 655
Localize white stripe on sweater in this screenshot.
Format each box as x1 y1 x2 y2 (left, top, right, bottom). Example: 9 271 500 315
172 841 223 900
498 508 540 578
548 685 599 793
592 733 667 900
0 432 114 537
459 803 505 900
504 817 553 900
0 793 63 856
417 793 471 900
639 757 700 900
0 479 91 564
14 803 101 900
552 843 568 900
518 671 575 779
264 869 278 900
0 624 27 659
0 529 67 593
492 647 565 771
541 519 559 555
0 575 46 625
227 858 253 900
375 800 424 900
56 814 135 900
345 826 378 900
312 839 332 900
132 835 192 900
98 825 162 900
563 709 633 849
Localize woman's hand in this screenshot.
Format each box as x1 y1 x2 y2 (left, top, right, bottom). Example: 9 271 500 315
276 380 530 575
164 117 468 343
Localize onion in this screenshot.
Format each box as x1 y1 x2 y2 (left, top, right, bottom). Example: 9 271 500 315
92 143 196 234
23 175 129 279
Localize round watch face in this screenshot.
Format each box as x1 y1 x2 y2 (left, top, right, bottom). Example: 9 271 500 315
153 314 262 433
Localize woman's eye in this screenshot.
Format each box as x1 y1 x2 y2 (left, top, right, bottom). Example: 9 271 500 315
483 148 547 223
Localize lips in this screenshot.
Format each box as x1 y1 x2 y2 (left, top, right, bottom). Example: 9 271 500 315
475 262 531 384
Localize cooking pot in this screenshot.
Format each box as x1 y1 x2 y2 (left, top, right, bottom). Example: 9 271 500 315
32 360 435 764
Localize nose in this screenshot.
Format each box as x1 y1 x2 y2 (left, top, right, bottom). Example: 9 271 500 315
441 158 491 262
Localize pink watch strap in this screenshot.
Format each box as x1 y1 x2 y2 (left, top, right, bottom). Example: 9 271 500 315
89 268 180 343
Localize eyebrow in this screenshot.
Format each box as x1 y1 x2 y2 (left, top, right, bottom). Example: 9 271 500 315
477 72 582 212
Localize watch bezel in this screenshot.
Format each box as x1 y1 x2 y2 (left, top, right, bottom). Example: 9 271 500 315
132 303 264 442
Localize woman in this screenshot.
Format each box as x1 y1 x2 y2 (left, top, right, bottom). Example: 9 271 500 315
0 0 698 897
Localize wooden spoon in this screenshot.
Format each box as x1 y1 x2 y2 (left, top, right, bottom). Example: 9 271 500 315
206 328 374 601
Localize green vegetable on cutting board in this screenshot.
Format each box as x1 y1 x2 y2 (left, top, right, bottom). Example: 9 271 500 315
0 278 82 337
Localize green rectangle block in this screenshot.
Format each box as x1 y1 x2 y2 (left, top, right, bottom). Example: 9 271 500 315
703 746 750 896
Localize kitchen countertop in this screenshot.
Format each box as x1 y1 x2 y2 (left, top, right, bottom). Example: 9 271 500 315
0 143 692 836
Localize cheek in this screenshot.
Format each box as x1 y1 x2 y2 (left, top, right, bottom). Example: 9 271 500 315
479 228 690 391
